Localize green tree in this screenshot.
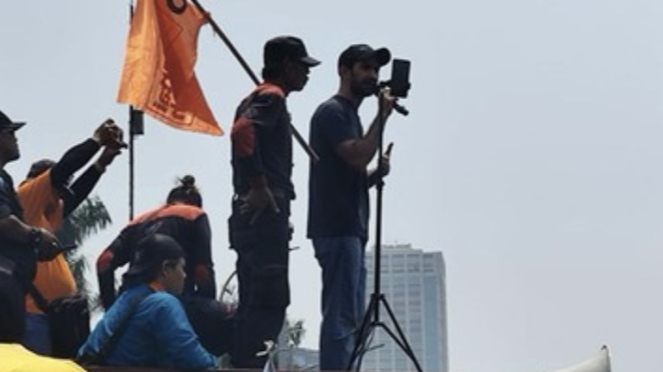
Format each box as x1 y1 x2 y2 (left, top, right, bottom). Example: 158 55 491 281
276 317 308 370
55 195 112 301
286 318 306 348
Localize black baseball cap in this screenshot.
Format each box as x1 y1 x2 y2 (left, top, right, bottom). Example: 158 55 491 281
124 233 185 279
264 36 321 67
26 159 56 179
0 110 25 131
338 44 391 68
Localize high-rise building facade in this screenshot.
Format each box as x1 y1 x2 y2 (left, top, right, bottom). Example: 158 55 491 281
362 244 449 372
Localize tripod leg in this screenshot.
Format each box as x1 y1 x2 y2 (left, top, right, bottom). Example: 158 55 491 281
379 296 424 372
347 293 378 371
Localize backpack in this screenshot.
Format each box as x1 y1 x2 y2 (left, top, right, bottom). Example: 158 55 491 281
28 284 90 359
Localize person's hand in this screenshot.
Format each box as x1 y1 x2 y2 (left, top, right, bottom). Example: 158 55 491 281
378 154 391 177
35 228 61 261
240 186 280 224
95 146 122 172
380 142 393 177
110 124 128 149
377 87 395 120
93 119 127 149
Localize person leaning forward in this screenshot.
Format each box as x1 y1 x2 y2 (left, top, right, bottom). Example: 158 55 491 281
0 110 62 343
97 175 216 310
228 35 320 368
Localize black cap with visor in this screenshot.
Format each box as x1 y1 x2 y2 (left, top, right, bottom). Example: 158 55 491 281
338 44 391 68
264 36 321 68
0 110 25 132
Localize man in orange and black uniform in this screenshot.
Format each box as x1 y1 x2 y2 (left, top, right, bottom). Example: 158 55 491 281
96 180 216 308
229 36 319 368
18 119 123 355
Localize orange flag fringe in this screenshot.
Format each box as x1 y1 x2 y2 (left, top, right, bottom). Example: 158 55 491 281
117 0 222 136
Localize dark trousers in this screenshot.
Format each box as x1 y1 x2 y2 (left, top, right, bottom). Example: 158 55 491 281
228 196 291 368
181 297 235 356
0 270 26 343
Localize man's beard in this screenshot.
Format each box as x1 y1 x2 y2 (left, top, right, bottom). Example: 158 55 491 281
351 78 376 98
8 151 19 162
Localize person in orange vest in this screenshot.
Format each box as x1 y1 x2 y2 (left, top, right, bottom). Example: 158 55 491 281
228 36 320 368
18 119 124 355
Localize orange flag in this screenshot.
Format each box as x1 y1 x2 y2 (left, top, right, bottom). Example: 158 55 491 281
117 0 222 136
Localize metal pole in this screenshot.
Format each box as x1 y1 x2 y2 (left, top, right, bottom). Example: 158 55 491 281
129 107 135 220
127 1 145 220
128 2 135 221
373 100 385 322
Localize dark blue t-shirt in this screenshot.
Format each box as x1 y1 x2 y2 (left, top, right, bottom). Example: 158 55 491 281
0 169 35 288
307 95 369 240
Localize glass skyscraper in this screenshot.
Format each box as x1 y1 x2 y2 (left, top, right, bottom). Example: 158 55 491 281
361 244 449 372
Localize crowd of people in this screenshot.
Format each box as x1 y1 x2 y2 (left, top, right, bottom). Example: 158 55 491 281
0 34 396 371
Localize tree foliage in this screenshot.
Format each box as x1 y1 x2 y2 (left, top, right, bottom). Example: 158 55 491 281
55 195 112 300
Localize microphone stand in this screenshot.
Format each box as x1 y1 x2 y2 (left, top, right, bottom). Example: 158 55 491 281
347 94 421 372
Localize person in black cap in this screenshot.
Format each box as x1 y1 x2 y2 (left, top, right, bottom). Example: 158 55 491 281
0 110 62 343
78 233 216 369
307 44 395 370
228 35 320 368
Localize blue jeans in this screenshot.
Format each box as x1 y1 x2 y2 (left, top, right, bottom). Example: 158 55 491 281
22 313 52 355
313 236 366 371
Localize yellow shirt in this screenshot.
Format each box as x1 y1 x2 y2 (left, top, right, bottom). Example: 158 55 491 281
0 343 86 372
17 170 76 314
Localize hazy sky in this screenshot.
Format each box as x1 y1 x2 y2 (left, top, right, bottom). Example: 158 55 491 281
1 1 662 371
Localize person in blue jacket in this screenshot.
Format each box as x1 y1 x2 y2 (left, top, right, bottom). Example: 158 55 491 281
78 233 216 369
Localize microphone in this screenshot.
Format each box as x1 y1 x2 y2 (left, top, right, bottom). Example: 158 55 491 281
392 101 409 116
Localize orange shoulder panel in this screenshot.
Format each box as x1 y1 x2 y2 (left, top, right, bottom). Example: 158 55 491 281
127 205 166 226
154 204 204 221
256 83 285 98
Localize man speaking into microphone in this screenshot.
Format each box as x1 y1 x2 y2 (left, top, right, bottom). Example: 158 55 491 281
307 44 395 371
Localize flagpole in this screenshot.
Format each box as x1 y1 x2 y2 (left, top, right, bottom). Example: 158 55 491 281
129 107 134 220
128 2 135 221
190 0 319 163
127 0 145 221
